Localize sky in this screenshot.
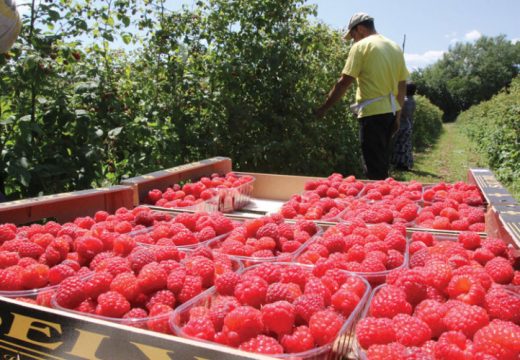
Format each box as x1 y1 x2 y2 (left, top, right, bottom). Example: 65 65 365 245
18 0 520 70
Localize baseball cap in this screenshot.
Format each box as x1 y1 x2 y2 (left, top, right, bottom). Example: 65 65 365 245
343 12 374 40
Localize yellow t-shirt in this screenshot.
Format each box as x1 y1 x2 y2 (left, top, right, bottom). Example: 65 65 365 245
0 0 21 53
342 34 409 118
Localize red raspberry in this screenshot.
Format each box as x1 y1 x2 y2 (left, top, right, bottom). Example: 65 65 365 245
414 299 448 338
184 256 215 288
366 342 406 359
0 225 16 243
473 247 496 265
484 285 520 324
75 235 104 260
304 277 332 305
485 257 514 284
255 223 279 240
434 331 473 360
17 241 45 259
75 298 96 314
473 319 520 360
369 285 412 318
0 251 20 269
223 306 264 345
210 215 234 235
166 267 186 294
458 232 481 250
513 271 520 286
112 235 136 256
238 334 283 355
308 309 344 346
21 264 49 289
183 316 215 341
110 271 140 302
356 317 396 349
453 265 493 290
146 303 173 334
208 295 240 330
390 268 428 306
331 288 360 317
411 232 434 247
122 308 148 328
0 267 22 291
215 271 240 296
146 290 176 311
280 325 315 353
128 248 156 273
481 237 507 256
261 300 295 336
177 275 203 304
55 276 87 309
443 302 489 338
137 262 167 294
391 313 431 347
384 232 407 253
293 294 325 324
83 271 113 300
48 264 76 285
447 274 486 305
266 282 302 304
234 275 268 308
95 291 131 318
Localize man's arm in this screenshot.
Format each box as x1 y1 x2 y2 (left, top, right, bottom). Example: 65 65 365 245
392 80 407 136
315 74 355 118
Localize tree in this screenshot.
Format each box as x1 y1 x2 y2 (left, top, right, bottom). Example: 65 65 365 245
412 35 520 121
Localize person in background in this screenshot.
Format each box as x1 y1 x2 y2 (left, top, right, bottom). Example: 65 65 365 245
392 82 417 171
0 0 20 202
314 12 409 180
0 0 21 54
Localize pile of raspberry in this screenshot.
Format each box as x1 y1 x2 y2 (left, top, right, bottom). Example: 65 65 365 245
355 231 520 360
336 197 420 225
176 263 368 355
46 245 237 334
209 215 319 264
296 221 407 284
415 200 486 232
0 206 171 293
423 181 485 207
279 173 364 220
145 172 255 209
130 211 236 247
359 178 423 202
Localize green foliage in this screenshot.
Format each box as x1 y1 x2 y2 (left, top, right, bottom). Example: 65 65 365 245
412 95 443 151
412 36 520 121
458 76 520 196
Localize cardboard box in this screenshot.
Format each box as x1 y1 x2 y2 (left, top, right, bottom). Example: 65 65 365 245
467 168 518 205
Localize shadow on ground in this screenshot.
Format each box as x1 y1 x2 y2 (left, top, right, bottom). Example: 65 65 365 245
391 168 442 181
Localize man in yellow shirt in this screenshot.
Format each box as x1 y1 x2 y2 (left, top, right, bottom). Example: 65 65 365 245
315 13 409 180
0 0 21 54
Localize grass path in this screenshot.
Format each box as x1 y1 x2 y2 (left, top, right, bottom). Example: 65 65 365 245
391 122 488 184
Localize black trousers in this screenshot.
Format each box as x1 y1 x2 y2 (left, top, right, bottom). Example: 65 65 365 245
359 113 396 180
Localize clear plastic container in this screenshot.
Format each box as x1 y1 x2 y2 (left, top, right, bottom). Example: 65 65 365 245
216 175 255 213
170 262 371 360
205 225 323 267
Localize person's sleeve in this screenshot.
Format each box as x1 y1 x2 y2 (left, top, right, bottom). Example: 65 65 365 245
0 0 22 54
399 53 410 81
342 45 362 78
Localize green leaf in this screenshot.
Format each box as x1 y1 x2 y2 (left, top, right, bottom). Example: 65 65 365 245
122 34 132 45
108 127 123 139
19 115 32 122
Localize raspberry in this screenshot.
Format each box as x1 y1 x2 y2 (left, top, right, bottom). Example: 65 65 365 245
238 334 283 355
304 277 332 305
110 271 139 302
83 271 113 300
177 275 203 304
21 264 49 289
208 295 240 330
331 288 360 317
75 235 104 260
411 232 434 247
414 299 447 338
434 331 473 360
48 264 76 285
146 290 176 311
122 308 148 328
280 325 315 353
261 301 295 336
233 275 268 308
146 303 173 333
215 271 240 296
17 241 45 259
55 276 87 309
391 313 431 346
443 302 489 338
75 298 96 314
485 257 514 284
356 317 396 349
366 342 406 359
210 215 234 235
266 282 302 304
369 285 412 318
473 319 520 360
112 235 136 256
254 223 278 240
458 232 481 250
95 291 131 318
183 316 215 341
137 262 167 294
308 309 344 346
390 268 428 306
484 285 520 324
128 248 156 273
447 274 486 305
223 306 264 345
473 247 496 265
0 225 16 243
171 231 198 246
453 265 493 290
184 256 215 288
166 267 186 294
422 260 452 290
482 237 507 256
0 251 20 269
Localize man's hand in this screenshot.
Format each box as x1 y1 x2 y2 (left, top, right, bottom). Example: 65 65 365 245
313 106 327 118
391 116 400 137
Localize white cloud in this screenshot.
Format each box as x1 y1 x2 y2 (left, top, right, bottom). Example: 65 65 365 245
17 0 40 16
512 38 519 44
405 50 445 70
464 30 482 41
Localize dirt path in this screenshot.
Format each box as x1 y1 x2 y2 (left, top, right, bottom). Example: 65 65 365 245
391 122 487 183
